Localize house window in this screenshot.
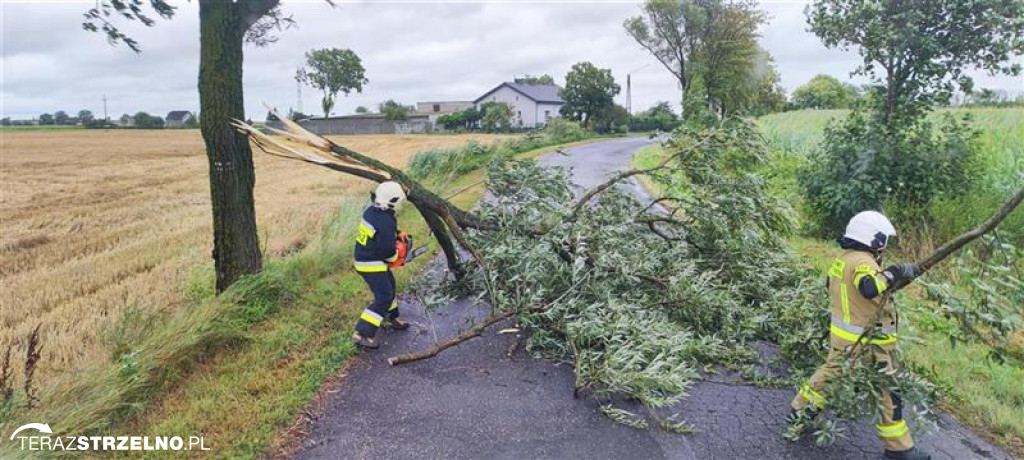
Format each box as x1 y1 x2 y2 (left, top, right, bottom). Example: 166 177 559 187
544 110 550 120
432 104 440 112
515 96 519 101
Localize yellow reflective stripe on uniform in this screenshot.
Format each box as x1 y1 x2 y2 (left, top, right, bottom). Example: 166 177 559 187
359 218 377 236
388 300 398 312
840 283 851 324
828 259 845 279
853 264 888 295
799 383 826 409
876 420 908 438
360 309 383 327
830 322 898 345
354 261 388 273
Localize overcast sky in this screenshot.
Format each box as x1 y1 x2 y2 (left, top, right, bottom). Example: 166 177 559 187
2 0 1022 120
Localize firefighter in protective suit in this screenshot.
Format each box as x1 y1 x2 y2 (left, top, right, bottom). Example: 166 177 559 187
352 181 412 349
788 211 930 460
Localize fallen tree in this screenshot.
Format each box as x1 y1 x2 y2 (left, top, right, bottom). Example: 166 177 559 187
234 115 1023 432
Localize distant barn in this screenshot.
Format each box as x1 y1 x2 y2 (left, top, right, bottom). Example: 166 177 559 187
165 111 193 128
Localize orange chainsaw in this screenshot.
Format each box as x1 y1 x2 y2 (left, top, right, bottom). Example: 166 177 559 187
390 231 429 267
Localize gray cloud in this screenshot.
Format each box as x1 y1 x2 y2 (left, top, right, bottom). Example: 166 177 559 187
1 1 1021 120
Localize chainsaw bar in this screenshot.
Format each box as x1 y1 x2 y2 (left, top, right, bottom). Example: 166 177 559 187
405 244 429 262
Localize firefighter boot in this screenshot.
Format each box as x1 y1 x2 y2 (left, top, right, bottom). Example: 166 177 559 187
884 447 931 460
352 331 378 349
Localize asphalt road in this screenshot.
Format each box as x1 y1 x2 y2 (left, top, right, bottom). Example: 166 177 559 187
294 137 1012 460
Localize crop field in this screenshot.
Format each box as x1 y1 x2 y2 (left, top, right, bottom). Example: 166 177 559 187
0 130 505 385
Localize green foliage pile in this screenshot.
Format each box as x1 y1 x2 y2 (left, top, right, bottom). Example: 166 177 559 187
407 119 592 180
917 237 1024 363
422 120 850 420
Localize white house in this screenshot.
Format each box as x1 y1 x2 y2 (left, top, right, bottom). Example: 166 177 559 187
474 82 564 128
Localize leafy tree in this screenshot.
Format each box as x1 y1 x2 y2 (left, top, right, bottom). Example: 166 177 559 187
791 74 858 109
77 110 95 124
133 112 165 129
54 111 70 125
354 105 369 114
436 111 466 130
626 0 772 119
439 107 484 130
480 101 513 132
801 0 1024 237
749 56 787 116
693 1 766 117
183 113 200 129
625 0 701 108
807 0 1024 128
1 117 10 126
38 113 54 125
378 100 413 121
295 47 368 118
629 101 681 131
83 0 303 291
515 74 556 85
559 61 621 129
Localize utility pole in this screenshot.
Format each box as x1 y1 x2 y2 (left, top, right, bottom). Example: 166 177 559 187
626 64 651 115
627 74 631 115
102 95 108 121
296 67 303 115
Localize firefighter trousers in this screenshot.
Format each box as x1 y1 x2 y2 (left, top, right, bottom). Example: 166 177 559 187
355 270 399 338
791 341 914 452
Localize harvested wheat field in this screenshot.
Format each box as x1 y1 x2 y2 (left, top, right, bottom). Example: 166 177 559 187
0 129 505 383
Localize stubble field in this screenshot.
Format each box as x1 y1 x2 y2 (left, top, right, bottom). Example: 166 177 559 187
0 129 504 384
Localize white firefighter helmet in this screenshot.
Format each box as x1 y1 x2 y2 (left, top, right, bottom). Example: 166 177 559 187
844 211 896 250
372 181 406 211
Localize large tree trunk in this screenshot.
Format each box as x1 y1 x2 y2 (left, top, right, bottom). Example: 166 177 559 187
198 1 263 292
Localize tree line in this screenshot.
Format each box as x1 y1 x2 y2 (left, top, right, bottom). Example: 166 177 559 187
2 110 198 129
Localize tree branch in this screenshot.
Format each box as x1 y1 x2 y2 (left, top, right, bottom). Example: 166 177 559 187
914 186 1024 274
387 309 519 366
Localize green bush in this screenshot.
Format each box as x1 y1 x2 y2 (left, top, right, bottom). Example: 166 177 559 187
799 107 980 239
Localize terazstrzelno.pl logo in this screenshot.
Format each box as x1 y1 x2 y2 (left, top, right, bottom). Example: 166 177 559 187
9 423 210 452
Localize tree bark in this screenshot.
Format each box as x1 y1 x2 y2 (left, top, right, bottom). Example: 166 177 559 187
199 1 263 292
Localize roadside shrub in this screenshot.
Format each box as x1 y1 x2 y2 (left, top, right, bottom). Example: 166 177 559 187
799 107 980 239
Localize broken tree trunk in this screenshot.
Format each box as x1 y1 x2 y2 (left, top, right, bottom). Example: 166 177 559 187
232 113 491 276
